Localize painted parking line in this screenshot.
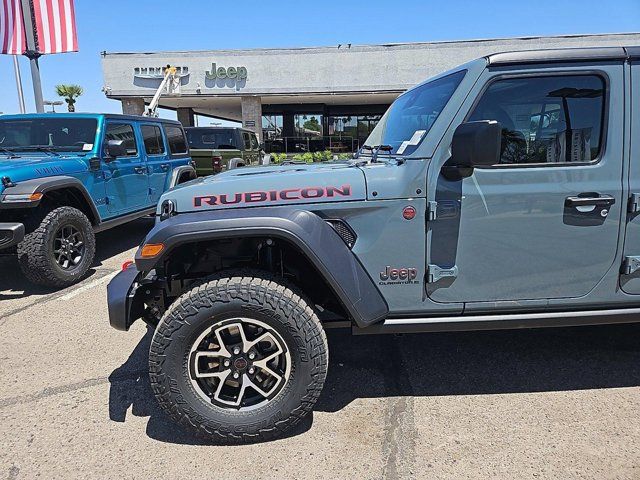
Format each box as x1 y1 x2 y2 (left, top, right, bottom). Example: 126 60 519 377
60 270 119 301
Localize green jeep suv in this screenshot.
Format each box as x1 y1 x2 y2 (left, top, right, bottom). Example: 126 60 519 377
185 127 263 176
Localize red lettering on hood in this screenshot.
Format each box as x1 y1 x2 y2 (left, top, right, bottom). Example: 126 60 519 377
193 185 352 208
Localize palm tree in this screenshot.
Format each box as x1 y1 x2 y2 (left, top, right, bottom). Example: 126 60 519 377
55 84 83 112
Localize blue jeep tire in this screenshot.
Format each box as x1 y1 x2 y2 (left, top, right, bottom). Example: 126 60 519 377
17 206 96 288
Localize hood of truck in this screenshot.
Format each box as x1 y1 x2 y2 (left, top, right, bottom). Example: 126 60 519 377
165 162 367 213
0 154 87 194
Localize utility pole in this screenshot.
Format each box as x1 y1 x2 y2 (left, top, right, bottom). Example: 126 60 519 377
19 0 44 113
12 56 26 114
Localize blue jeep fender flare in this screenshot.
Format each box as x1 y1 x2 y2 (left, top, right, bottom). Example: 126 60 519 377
134 207 389 327
0 175 100 224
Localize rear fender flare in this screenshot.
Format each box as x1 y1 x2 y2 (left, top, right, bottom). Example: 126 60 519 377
170 165 197 187
135 207 389 327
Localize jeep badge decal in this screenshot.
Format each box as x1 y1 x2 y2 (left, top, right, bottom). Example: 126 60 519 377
194 185 352 207
379 266 419 285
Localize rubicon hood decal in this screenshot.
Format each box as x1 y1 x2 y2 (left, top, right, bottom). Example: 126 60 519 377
194 185 352 207
171 162 367 212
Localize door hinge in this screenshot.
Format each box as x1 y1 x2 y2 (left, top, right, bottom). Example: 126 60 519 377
628 193 640 214
427 264 458 283
622 256 640 275
427 201 438 221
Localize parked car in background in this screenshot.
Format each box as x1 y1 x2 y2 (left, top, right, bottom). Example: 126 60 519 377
0 113 196 287
185 127 264 176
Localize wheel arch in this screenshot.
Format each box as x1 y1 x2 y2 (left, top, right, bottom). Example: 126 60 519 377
135 208 388 327
1 176 100 225
170 165 197 187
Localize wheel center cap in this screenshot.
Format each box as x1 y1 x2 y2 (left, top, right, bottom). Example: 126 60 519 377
233 357 248 371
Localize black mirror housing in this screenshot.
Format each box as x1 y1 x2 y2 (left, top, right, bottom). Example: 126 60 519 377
105 139 127 160
452 120 501 167
441 120 501 180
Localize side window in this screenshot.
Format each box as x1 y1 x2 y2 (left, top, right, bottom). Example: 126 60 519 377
468 74 605 165
164 125 188 155
250 133 259 150
141 125 165 155
104 123 137 156
242 132 251 150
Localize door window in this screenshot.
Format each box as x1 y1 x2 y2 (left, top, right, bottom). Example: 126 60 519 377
242 132 251 150
104 123 137 156
468 75 605 164
141 125 165 155
250 133 259 150
164 125 188 154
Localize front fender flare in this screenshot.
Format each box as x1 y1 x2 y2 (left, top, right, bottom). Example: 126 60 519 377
0 175 100 223
135 207 389 327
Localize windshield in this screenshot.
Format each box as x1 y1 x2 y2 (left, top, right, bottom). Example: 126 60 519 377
0 118 98 152
364 70 466 155
186 128 238 150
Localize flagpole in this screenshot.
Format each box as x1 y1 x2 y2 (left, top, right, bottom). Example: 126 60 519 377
19 0 44 113
13 56 26 114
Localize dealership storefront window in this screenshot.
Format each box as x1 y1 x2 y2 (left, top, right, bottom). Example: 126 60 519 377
262 113 382 154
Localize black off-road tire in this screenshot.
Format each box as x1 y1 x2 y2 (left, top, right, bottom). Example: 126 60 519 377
17 206 96 288
149 270 329 443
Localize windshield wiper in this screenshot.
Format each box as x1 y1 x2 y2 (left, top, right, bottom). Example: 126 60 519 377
17 145 61 156
0 147 19 159
371 144 393 163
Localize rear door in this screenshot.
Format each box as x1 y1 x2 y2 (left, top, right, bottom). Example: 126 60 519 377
427 64 625 304
141 123 169 203
102 121 149 214
621 56 640 293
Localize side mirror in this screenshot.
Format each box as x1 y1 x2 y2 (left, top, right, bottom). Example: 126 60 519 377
442 120 501 180
104 139 126 161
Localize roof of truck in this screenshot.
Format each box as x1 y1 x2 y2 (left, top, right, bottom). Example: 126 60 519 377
488 46 640 66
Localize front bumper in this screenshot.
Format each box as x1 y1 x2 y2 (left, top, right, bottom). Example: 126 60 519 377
0 222 25 249
107 265 144 331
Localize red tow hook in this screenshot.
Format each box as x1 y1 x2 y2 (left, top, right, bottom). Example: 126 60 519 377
121 260 134 271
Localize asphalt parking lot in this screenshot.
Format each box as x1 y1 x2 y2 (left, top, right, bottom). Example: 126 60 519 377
0 218 639 479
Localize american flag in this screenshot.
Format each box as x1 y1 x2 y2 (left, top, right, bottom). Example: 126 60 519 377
0 0 78 55
32 0 78 54
0 0 26 54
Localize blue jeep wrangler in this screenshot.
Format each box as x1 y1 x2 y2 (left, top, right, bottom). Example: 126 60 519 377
0 113 195 287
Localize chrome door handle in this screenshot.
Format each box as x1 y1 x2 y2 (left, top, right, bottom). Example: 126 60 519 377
565 194 616 208
160 163 170 171
133 166 146 174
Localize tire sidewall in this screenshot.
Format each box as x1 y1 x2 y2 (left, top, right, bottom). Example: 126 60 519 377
151 279 325 439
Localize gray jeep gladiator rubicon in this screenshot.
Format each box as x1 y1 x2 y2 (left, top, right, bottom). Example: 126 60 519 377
108 46 640 442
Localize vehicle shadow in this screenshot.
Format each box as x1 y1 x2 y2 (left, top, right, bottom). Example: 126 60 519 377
107 322 640 445
0 217 153 300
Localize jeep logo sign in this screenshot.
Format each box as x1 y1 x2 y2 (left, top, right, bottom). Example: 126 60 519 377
379 266 419 286
205 63 248 81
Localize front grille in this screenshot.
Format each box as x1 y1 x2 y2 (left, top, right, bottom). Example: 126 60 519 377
326 219 357 249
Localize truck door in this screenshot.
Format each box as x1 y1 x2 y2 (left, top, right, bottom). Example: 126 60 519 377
241 131 255 165
102 122 149 214
141 123 169 203
427 64 625 304
620 57 640 293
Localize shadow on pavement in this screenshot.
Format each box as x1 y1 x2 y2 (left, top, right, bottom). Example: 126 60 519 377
108 321 640 445
0 217 153 300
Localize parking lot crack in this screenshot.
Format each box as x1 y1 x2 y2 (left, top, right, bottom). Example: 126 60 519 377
380 336 417 480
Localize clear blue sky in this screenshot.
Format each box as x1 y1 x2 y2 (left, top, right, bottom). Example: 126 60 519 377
1 0 639 117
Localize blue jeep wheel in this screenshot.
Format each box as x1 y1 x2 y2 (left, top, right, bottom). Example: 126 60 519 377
17 206 96 288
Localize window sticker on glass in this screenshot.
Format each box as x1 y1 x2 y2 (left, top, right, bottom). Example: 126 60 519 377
397 141 410 155
408 130 426 145
82 143 93 151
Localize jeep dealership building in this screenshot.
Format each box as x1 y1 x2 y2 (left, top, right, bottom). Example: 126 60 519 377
101 33 640 153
